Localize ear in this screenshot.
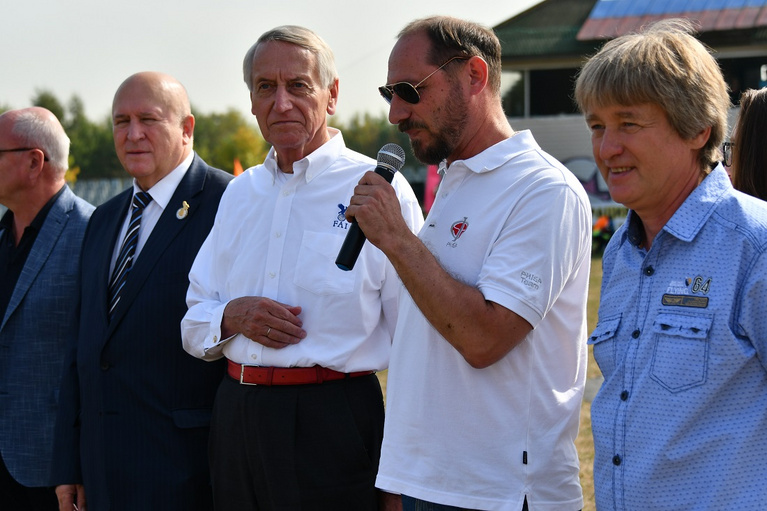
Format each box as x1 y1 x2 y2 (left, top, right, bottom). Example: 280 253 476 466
326 78 340 116
689 125 712 150
466 56 489 96
182 114 195 145
26 148 46 185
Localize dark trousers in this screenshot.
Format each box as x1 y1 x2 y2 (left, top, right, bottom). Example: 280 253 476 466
0 453 57 511
209 373 384 511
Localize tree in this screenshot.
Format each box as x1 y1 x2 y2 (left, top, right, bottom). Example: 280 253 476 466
31 90 66 122
331 112 416 170
65 96 122 180
192 108 267 173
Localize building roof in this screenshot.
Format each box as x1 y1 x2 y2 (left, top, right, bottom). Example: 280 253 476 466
495 0 767 61
494 0 597 59
578 0 767 40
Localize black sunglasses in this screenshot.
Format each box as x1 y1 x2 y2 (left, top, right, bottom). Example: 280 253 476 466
379 55 470 105
0 147 49 161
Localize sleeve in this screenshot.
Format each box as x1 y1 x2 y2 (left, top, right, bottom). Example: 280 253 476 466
479 181 592 328
735 249 767 372
181 212 231 361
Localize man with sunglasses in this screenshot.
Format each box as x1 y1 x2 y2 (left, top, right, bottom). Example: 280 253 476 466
347 16 591 510
0 107 94 510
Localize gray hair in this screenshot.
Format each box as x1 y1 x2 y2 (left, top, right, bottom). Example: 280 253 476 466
12 110 70 173
575 18 730 171
242 25 337 91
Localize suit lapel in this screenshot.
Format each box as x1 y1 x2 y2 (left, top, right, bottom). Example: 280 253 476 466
106 156 208 330
1 187 74 330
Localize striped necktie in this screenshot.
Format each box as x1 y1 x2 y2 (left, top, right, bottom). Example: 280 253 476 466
108 191 152 319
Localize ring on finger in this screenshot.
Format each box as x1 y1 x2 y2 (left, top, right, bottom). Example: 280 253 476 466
266 327 272 337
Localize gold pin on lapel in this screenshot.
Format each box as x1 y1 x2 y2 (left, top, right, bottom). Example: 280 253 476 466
176 201 190 219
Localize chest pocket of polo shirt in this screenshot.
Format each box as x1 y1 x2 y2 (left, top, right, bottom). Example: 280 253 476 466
651 312 712 393
588 315 622 378
293 231 355 295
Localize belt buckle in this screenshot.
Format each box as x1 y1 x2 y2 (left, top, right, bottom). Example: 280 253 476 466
239 365 258 386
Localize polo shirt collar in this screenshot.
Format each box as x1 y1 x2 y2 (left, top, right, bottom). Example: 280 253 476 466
440 130 537 176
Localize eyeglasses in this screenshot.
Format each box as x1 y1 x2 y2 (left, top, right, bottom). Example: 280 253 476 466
0 147 49 161
722 141 735 167
379 55 470 105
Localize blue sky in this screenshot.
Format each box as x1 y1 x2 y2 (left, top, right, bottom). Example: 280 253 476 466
1 0 540 123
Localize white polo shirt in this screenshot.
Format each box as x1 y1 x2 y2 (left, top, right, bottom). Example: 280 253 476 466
376 131 591 510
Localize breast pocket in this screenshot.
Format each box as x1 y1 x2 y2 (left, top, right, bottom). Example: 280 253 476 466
651 312 712 393
293 231 355 295
588 315 622 377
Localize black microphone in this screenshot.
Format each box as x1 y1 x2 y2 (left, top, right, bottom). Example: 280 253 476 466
335 143 406 271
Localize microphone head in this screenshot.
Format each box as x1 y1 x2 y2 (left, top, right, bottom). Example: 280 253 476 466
377 143 406 173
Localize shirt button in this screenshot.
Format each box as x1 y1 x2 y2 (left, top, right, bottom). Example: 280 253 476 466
620 390 629 401
250 354 258 360
613 455 622 466
644 266 654 276
632 330 640 339
275 231 282 238
268 272 276 279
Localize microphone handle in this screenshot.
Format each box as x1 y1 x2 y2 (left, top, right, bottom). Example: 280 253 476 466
335 166 396 271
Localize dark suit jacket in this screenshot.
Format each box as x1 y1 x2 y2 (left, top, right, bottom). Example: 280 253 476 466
52 155 232 510
0 186 93 487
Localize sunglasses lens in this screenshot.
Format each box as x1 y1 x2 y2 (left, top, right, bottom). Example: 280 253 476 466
378 86 393 104
393 83 420 104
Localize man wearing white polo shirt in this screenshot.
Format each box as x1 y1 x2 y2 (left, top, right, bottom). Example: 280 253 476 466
347 16 591 511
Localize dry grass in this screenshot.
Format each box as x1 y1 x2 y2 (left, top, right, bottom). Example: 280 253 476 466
579 256 604 511
376 256 604 510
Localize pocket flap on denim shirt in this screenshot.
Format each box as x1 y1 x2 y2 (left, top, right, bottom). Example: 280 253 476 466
588 315 622 345
653 313 712 339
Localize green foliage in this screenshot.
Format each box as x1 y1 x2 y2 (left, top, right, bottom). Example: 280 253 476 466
192 108 267 173
30 90 122 179
15 91 419 181
31 90 66 122
331 112 416 169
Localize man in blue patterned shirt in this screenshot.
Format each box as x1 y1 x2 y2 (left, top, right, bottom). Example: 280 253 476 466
575 19 767 510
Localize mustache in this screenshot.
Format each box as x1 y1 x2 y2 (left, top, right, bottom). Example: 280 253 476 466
398 120 428 133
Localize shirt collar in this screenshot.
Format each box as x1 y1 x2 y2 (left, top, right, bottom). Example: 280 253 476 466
133 151 194 210
623 165 732 247
264 128 344 184
0 185 65 242
439 130 534 176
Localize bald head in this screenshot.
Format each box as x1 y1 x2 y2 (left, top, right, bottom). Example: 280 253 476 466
113 72 192 126
111 72 195 190
0 106 70 175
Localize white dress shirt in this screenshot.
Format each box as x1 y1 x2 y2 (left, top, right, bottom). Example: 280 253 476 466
181 130 423 372
109 152 194 276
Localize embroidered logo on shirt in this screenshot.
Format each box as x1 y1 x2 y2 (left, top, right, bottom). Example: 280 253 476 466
447 217 468 248
662 276 711 308
334 204 350 230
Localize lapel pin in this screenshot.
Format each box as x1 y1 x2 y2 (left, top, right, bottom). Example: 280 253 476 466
176 201 190 220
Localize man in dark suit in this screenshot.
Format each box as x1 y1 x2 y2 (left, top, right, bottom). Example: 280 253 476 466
52 72 232 511
0 107 94 511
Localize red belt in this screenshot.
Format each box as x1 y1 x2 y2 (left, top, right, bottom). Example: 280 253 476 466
227 360 375 386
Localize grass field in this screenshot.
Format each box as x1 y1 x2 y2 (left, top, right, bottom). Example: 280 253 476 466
580 255 603 510
376 256 604 510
